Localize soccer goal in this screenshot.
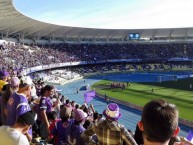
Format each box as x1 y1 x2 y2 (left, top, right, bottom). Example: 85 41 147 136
156 75 177 83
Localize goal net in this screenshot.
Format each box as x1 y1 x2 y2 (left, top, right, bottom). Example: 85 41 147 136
156 75 177 83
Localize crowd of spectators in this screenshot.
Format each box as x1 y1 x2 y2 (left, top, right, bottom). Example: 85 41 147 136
0 70 192 145
1 42 193 72
39 43 193 63
0 41 193 144
71 62 192 76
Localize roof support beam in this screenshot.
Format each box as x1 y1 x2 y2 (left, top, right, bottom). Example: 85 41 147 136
7 24 35 36
186 28 188 40
41 26 61 36
25 25 49 36
0 14 22 21
169 29 173 41
62 28 75 36
5 28 9 38
0 20 26 31
152 29 157 40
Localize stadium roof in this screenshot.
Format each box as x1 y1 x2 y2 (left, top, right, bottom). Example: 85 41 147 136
1 0 193 41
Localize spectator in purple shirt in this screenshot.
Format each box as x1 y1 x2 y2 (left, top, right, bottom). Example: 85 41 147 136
6 76 33 142
1 77 20 125
52 106 73 145
66 109 87 145
39 85 55 139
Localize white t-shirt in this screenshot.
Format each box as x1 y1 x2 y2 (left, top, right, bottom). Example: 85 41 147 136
0 125 29 145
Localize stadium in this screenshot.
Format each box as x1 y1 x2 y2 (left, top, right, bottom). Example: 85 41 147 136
0 0 193 144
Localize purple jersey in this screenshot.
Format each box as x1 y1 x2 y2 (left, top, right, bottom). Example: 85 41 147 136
66 120 86 145
39 96 52 114
6 93 31 126
52 119 73 145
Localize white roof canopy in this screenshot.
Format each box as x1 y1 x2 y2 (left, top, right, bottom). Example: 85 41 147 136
0 0 193 41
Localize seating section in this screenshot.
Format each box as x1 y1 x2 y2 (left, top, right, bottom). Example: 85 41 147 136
1 42 193 71
0 41 192 144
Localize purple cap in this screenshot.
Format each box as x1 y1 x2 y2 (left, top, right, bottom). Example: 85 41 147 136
0 71 9 77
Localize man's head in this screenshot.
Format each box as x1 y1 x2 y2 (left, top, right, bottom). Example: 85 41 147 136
16 111 35 134
73 109 87 123
10 77 20 92
138 99 179 144
19 76 34 98
41 85 54 97
60 106 72 121
47 111 57 121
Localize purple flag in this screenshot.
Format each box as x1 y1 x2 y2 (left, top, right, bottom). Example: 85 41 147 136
84 91 96 103
187 130 193 143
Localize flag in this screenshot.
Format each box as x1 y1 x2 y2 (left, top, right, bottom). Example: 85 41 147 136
187 130 193 143
84 90 96 103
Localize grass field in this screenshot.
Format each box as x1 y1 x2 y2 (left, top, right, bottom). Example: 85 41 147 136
92 78 193 121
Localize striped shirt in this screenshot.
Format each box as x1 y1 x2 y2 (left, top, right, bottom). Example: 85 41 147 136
81 119 137 145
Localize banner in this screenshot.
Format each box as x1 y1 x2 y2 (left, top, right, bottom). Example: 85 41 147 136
84 90 96 103
187 130 193 143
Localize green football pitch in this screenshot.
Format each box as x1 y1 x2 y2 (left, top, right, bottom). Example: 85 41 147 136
92 78 193 121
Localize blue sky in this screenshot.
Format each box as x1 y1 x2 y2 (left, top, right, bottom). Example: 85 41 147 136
13 0 193 29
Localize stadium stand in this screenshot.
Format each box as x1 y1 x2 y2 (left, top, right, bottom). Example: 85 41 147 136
0 0 193 144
